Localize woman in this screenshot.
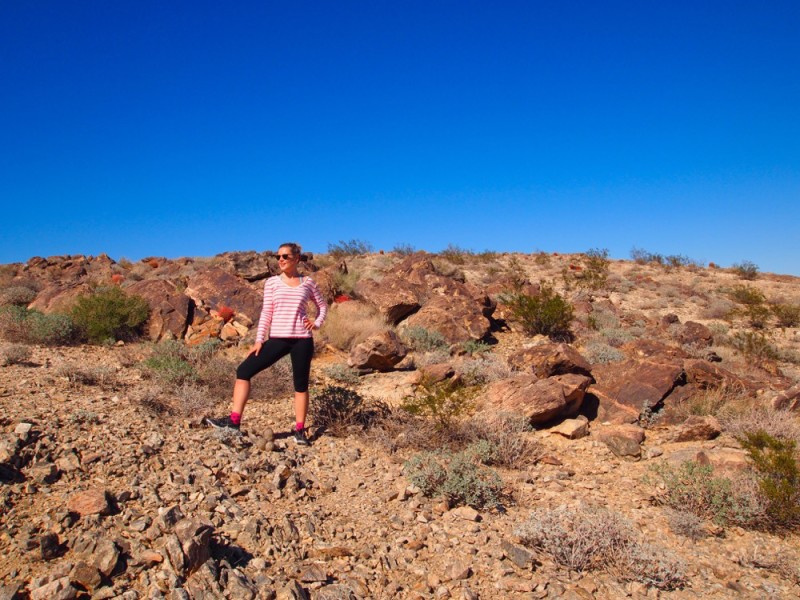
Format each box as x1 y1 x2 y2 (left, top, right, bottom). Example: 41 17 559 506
207 242 328 445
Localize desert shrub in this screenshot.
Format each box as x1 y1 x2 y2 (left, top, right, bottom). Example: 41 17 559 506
461 339 491 355
582 341 625 364
327 239 374 258
331 269 361 296
649 460 766 527
500 281 574 339
580 248 610 290
0 306 77 345
141 341 198 386
392 243 417 256
732 260 759 280
401 326 449 352
55 362 116 388
514 505 686 589
738 430 800 528
533 251 551 266
0 343 32 366
71 286 150 343
439 243 473 264
725 284 766 306
462 423 540 469
729 331 779 361
172 381 215 415
0 285 37 307
401 379 476 430
319 301 389 351
702 298 735 319
772 303 800 328
312 385 390 435
324 363 360 385
666 386 748 420
721 406 800 445
665 509 706 540
404 449 503 509
459 354 513 385
413 348 452 368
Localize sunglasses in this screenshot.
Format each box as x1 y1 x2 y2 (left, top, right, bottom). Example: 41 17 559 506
275 253 295 260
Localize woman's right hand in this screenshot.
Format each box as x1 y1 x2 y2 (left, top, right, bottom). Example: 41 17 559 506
251 342 263 356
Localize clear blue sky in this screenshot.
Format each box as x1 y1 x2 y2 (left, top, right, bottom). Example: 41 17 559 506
2 1 799 274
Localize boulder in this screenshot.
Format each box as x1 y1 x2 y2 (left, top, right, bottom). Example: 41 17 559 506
508 343 593 379
28 281 93 313
591 358 685 423
676 321 714 347
355 278 422 324
549 416 589 439
597 424 645 458
126 279 192 341
348 330 408 371
772 384 800 411
483 373 592 426
405 294 489 344
671 415 722 442
184 268 263 324
683 359 744 390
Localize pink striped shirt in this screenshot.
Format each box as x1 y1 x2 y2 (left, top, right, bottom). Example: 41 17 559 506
255 276 328 342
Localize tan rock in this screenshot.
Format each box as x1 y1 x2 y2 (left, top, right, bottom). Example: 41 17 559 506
348 330 407 371
67 489 110 516
549 416 589 439
672 415 722 442
483 373 591 425
508 343 593 379
597 424 645 458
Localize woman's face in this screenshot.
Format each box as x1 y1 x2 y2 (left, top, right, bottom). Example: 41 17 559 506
277 246 299 273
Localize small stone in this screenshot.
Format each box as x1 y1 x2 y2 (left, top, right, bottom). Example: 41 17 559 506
501 540 534 569
40 532 61 561
549 416 589 439
93 538 119 577
446 559 472 580
67 489 110 516
298 564 328 583
70 561 102 591
29 577 77 600
449 506 480 521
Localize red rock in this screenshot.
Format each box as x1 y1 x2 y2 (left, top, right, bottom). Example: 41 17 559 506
483 373 592 425
67 489 110 516
508 343 593 379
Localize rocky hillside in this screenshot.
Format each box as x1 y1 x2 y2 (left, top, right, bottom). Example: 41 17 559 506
1 249 799 599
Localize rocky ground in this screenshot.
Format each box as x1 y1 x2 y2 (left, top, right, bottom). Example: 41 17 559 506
1 250 800 599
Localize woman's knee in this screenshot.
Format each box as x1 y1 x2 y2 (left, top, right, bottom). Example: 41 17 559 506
236 364 254 381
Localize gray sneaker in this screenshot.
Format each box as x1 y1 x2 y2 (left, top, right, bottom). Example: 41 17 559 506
206 415 241 432
293 428 310 446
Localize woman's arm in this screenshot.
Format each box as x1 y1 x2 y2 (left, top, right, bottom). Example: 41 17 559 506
309 279 328 329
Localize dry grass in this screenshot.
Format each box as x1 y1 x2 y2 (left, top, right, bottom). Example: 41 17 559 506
0 343 31 366
319 301 391 352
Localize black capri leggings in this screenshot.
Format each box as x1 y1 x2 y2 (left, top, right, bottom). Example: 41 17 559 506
236 337 314 393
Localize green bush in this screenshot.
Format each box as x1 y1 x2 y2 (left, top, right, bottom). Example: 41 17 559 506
401 379 476 430
725 284 766 306
71 286 150 343
772 304 800 328
581 248 610 290
405 449 503 509
439 244 473 264
729 331 779 362
324 363 361 385
732 260 759 280
142 341 197 386
0 305 76 345
392 243 417 256
738 430 800 528
500 281 574 339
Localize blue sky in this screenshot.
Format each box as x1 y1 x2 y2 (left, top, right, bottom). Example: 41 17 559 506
2 1 799 274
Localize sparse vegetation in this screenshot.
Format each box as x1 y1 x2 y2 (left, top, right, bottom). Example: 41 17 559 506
312 385 390 436
401 379 476 430
401 326 449 352
514 505 686 590
0 305 76 346
320 301 390 351
71 286 150 343
0 285 37 307
581 248 610 290
500 281 574 339
0 343 31 366
327 239 374 258
772 303 800 328
732 260 759 280
323 362 361 385
404 448 503 509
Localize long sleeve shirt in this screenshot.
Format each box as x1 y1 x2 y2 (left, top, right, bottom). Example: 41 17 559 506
255 276 328 342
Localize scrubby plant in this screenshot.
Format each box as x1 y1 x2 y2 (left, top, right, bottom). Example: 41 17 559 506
581 248 610 290
141 341 198 386
404 449 503 509
500 281 574 340
772 303 800 328
729 331 779 362
732 260 759 280
324 363 361 385
533 251 551 266
439 243 473 264
319 301 390 351
327 239 374 257
725 284 766 306
0 305 76 345
71 286 150 343
392 243 416 256
459 353 513 385
0 285 37 307
55 362 116 388
461 339 492 355
649 460 765 527
738 430 800 528
582 341 625 364
0 343 32 366
401 326 449 352
721 406 800 445
312 385 389 435
665 509 707 540
514 505 686 590
401 379 476 431
332 269 361 296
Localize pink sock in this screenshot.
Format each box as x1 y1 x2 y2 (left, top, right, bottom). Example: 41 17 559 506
296 422 304 432
230 412 241 425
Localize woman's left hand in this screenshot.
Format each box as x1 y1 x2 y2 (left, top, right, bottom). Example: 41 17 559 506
302 317 315 331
